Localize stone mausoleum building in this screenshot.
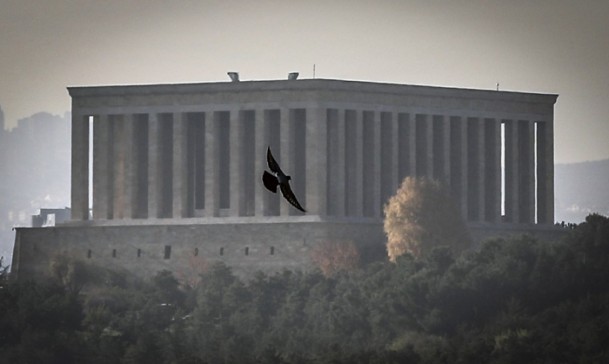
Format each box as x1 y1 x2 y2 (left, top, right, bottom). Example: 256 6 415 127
12 77 558 280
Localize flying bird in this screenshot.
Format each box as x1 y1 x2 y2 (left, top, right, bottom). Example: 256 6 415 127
262 146 306 212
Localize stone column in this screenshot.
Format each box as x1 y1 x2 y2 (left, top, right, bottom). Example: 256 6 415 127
344 110 361 217
305 106 327 216
372 111 382 218
354 110 364 217
172 112 189 218
476 118 486 222
204 111 219 217
380 111 396 213
92 115 109 220
426 114 434 179
458 116 468 219
123 114 135 219
336 108 346 217
407 113 417 180
324 108 345 217
390 111 400 192
504 119 520 223
280 108 293 216
147 113 160 218
254 109 266 216
441 115 451 184
484 118 502 223
293 109 307 216
229 109 244 216
414 114 432 177
520 120 536 224
71 112 90 221
112 116 127 219
536 120 554 224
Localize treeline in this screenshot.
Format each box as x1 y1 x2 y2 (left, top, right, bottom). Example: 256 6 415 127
1 214 609 363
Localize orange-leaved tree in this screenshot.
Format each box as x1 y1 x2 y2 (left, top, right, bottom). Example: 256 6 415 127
310 240 360 277
383 176 471 261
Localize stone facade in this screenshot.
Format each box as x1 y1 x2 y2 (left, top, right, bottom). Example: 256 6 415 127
12 78 559 280
13 217 386 280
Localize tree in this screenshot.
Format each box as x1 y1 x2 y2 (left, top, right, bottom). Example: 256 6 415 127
383 176 471 261
310 240 360 277
49 253 97 294
0 256 8 283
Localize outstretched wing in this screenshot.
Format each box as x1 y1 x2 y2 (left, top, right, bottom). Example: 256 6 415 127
280 183 306 212
266 146 284 175
262 170 279 193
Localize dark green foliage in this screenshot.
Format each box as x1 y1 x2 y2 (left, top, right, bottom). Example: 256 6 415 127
2 215 609 362
0 280 84 363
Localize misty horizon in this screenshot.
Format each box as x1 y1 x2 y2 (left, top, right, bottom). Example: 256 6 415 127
2 1 609 163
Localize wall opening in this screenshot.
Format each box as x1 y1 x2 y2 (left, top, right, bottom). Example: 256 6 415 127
503 119 519 223
137 248 142 258
112 249 117 258
164 245 172 259
270 246 275 255
534 122 538 224
88 116 94 214
501 121 506 218
220 247 224 256
87 249 92 259
245 247 249 256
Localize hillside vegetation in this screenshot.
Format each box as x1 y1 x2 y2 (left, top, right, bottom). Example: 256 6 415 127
1 214 608 363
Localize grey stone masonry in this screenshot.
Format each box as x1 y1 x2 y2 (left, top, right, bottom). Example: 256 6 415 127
11 78 562 282
67 79 557 225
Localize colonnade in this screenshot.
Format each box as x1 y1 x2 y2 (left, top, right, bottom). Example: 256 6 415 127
71 105 554 225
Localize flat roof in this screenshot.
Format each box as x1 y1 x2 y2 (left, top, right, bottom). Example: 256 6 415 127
68 78 558 105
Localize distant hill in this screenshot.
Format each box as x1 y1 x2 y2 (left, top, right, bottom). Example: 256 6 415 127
555 159 609 224
0 111 71 262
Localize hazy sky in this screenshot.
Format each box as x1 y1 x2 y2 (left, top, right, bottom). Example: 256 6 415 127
1 0 608 163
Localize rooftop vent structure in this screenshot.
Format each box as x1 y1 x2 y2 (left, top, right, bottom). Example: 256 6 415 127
227 72 240 82
288 72 299 80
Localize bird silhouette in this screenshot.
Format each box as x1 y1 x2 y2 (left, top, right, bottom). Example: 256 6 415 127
262 146 306 212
